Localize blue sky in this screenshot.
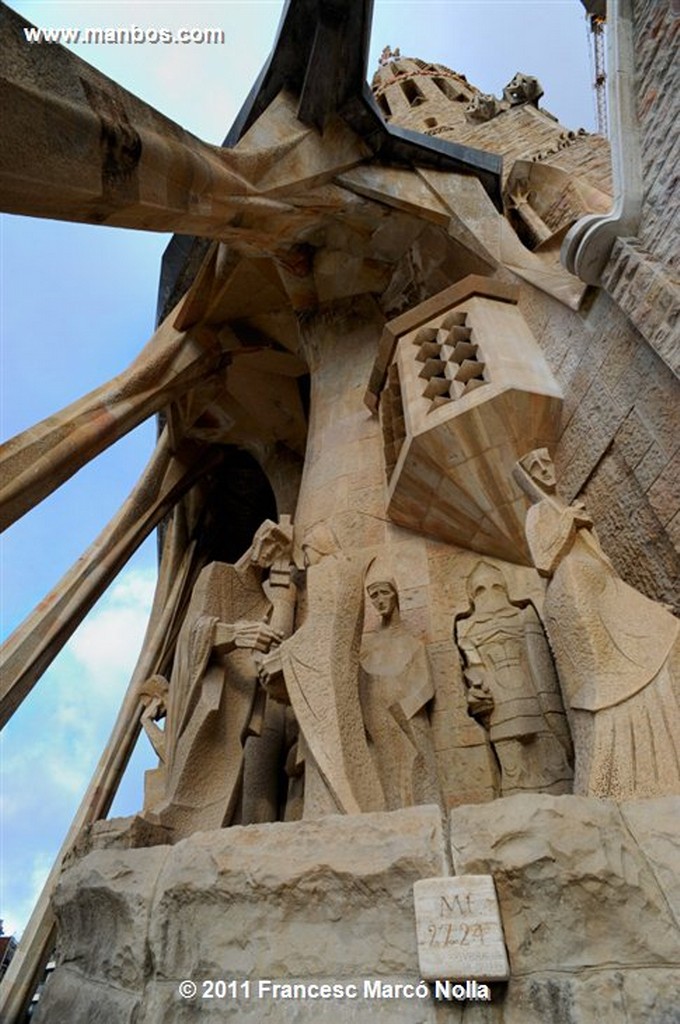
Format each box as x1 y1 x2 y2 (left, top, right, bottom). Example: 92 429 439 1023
1 0 598 938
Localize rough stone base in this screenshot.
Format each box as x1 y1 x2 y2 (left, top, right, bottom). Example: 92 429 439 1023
33 798 680 1023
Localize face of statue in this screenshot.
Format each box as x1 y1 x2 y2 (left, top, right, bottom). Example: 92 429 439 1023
367 581 398 620
302 544 321 568
468 563 509 613
503 72 542 106
300 523 337 568
251 521 291 567
523 447 557 492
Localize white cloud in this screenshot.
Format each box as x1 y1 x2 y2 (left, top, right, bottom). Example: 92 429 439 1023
1 851 53 940
1 563 157 934
68 567 157 699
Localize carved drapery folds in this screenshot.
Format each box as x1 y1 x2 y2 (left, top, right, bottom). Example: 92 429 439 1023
514 449 680 800
359 566 439 811
139 518 295 836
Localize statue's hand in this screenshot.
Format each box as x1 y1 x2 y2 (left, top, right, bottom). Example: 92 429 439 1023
464 668 494 716
232 620 284 653
570 501 593 528
141 695 165 722
258 647 290 704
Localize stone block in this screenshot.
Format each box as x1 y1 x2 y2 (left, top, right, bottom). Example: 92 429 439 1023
449 795 680 975
32 968 141 1024
52 846 170 991
646 450 680 525
150 808 446 982
414 876 509 981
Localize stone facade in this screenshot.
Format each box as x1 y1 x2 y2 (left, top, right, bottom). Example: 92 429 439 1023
600 1 679 373
32 799 680 1024
2 3 679 1022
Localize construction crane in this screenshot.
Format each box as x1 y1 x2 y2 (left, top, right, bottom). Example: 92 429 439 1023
588 13 608 136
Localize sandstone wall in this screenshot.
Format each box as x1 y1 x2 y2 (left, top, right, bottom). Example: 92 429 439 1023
519 285 680 610
602 1 679 373
634 0 678 271
34 797 680 1023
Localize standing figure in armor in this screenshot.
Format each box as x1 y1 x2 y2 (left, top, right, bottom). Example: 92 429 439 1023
455 561 573 796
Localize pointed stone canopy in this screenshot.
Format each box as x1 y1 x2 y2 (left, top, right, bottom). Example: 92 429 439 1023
224 0 501 199
159 0 502 309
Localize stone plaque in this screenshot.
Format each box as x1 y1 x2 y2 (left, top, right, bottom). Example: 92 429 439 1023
413 875 509 981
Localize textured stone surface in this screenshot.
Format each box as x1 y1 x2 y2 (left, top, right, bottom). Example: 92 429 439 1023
35 797 680 1022
450 794 680 1023
6 7 679 1020
414 876 509 981
35 808 446 1023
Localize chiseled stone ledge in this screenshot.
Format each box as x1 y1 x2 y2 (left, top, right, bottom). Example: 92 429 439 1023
34 798 680 1023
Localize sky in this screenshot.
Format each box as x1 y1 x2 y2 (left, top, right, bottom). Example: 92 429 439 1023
0 0 598 939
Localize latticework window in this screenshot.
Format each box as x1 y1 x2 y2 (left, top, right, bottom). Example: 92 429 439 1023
412 312 487 409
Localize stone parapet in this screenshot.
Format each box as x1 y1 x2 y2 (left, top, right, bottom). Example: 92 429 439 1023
33 797 680 1023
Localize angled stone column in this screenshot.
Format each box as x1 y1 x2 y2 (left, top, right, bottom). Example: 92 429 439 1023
0 431 222 726
0 528 203 1024
0 5 254 234
0 314 221 532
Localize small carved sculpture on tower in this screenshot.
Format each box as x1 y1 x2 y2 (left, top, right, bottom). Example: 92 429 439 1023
359 564 440 810
465 92 501 124
379 45 401 67
514 448 680 799
502 72 544 107
455 561 573 797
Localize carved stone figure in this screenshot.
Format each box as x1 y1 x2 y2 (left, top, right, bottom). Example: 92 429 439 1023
144 518 296 835
455 561 573 797
259 521 385 817
465 92 501 124
138 674 169 811
359 569 439 810
514 449 680 799
503 72 544 107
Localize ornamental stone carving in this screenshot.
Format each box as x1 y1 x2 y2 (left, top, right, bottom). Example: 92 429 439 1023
372 278 563 563
359 565 439 810
514 449 680 799
455 561 573 796
141 518 295 835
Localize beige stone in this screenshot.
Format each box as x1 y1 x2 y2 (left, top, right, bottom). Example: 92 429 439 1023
449 795 680 976
455 561 573 797
32 808 446 1023
414 875 509 981
514 448 680 799
359 573 438 811
143 518 296 835
380 281 563 562
3 4 678 1021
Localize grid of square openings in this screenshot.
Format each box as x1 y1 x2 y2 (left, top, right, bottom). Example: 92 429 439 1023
413 311 487 409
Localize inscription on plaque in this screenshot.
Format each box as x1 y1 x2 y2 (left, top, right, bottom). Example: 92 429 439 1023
413 876 509 981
